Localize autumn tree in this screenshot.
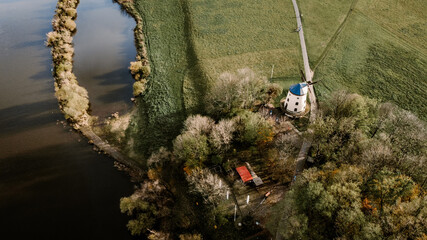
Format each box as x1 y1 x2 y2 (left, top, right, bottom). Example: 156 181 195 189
236 110 274 146
120 180 173 236
186 168 227 206
205 68 282 117
209 118 236 154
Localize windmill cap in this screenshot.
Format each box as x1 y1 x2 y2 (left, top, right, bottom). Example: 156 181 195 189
289 83 308 96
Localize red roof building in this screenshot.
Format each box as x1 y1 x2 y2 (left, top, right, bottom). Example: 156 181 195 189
236 166 253 183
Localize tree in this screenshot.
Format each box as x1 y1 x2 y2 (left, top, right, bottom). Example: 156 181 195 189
173 132 210 168
271 165 371 239
205 68 282 117
366 169 416 213
183 115 214 136
147 147 171 169
120 180 173 236
209 118 236 154
186 169 227 205
236 110 274 146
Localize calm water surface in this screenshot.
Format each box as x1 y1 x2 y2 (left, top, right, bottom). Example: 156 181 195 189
74 0 135 118
0 0 136 238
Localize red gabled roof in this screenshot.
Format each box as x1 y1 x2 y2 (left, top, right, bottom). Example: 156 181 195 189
236 166 253 182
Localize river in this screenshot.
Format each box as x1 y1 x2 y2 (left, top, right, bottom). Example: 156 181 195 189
0 0 136 239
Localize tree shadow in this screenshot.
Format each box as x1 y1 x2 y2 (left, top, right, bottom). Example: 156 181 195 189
0 99 60 138
92 68 133 105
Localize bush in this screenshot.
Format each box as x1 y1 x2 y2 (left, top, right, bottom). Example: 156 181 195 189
129 61 150 78
45 31 61 47
141 65 151 78
129 61 143 75
65 8 77 18
133 80 146 96
63 17 76 31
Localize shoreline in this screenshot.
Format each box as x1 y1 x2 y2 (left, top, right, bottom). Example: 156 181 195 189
47 0 146 177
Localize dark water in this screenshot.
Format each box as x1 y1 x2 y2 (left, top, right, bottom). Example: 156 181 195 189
0 0 135 239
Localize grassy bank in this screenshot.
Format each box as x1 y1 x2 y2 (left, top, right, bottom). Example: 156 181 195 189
303 0 427 120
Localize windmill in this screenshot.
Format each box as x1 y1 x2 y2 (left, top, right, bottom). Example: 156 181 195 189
281 69 320 116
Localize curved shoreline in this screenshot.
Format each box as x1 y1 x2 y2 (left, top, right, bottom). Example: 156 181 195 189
47 0 146 175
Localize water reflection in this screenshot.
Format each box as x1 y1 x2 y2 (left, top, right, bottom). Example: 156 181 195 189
74 0 136 118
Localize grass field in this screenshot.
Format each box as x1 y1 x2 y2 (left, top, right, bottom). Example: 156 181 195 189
188 0 303 96
300 0 427 120
298 0 354 65
126 0 196 160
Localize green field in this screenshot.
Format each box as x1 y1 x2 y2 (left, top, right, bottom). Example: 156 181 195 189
127 0 198 159
188 0 303 99
298 0 354 65
299 0 427 120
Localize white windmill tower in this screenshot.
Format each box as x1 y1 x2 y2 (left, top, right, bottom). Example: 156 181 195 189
282 70 319 116
283 82 308 114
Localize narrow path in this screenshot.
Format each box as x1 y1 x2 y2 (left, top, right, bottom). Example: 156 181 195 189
291 0 317 174
80 126 143 174
292 0 312 84
275 1 318 238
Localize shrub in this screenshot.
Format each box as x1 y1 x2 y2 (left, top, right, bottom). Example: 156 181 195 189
65 8 77 18
129 61 150 78
141 65 150 78
63 17 76 31
133 80 146 96
55 62 72 76
45 31 61 47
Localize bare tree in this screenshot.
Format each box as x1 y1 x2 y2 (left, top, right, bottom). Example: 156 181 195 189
186 169 227 205
209 118 236 153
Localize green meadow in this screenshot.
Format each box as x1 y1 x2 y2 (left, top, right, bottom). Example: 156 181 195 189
299 0 426 120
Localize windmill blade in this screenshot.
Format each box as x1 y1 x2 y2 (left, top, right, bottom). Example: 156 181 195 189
309 79 322 85
299 70 306 82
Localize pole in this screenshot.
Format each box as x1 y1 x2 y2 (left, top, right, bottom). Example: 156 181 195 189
270 64 275 80
234 204 237 222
